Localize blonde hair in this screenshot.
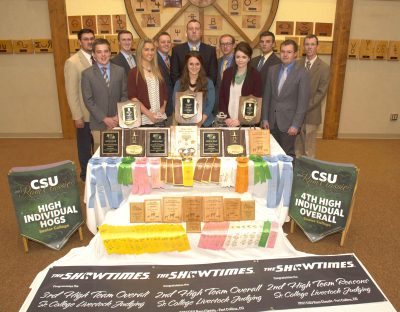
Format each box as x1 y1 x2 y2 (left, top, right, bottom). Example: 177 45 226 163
135 38 164 83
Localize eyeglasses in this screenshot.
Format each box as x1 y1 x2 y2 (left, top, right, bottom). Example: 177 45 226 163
220 42 233 47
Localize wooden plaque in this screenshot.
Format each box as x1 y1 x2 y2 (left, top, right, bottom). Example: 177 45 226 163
315 23 333 37
12 40 33 54
204 15 223 30
248 128 270 155
0 40 13 54
141 13 161 28
33 39 53 53
100 129 122 157
175 91 203 124
164 0 182 8
318 41 333 55
123 129 146 157
238 95 262 126
186 222 202 233
228 0 241 15
276 21 294 35
223 129 246 157
359 39 375 60
82 15 97 33
97 15 112 34
203 35 218 47
104 35 119 54
243 0 261 12
373 40 388 60
113 15 127 33
184 11 200 25
223 198 241 221
388 41 400 61
68 16 82 35
163 197 183 223
203 196 224 222
134 0 147 12
169 26 185 43
144 199 163 222
68 39 80 53
242 16 261 29
241 200 255 221
296 22 313 36
183 196 202 222
348 39 360 59
130 202 145 223
200 129 222 157
147 0 163 13
146 129 169 157
273 40 283 53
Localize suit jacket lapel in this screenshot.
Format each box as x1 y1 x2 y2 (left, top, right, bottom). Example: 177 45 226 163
78 50 91 68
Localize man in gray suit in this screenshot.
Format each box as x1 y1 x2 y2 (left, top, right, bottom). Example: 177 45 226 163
110 30 136 77
295 35 330 158
262 39 310 158
64 28 95 182
250 31 281 93
82 38 128 147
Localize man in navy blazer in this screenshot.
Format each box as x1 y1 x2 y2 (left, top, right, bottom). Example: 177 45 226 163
110 30 136 78
170 19 218 86
262 39 310 158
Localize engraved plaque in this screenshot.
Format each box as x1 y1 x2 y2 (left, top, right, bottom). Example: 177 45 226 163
248 128 270 155
373 40 388 60
82 15 97 33
130 202 145 223
238 95 262 125
241 200 255 221
228 0 241 15
163 197 183 223
0 40 13 54
223 198 241 221
113 15 127 33
146 129 168 157
147 0 163 12
243 0 261 12
100 129 122 157
144 199 163 222
184 11 200 25
175 91 203 124
134 0 146 12
315 22 333 37
183 196 202 222
12 40 33 54
186 222 202 233
203 196 224 222
203 35 218 47
97 15 112 34
33 39 53 53
276 21 294 35
164 0 182 8
388 41 400 61
68 16 82 35
141 13 161 27
348 39 360 59
204 15 222 30
104 35 119 54
318 41 333 55
124 129 146 157
296 22 313 36
68 39 80 53
118 100 141 128
200 129 222 157
359 39 375 60
242 16 261 29
223 129 246 157
273 40 283 53
169 26 185 43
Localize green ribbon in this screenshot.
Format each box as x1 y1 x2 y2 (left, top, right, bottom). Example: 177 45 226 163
118 157 135 185
249 155 271 184
258 221 272 248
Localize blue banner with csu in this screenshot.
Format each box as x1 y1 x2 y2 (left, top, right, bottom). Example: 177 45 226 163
8 160 83 250
289 157 358 242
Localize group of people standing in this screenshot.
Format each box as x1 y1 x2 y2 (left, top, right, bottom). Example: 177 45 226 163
64 19 329 181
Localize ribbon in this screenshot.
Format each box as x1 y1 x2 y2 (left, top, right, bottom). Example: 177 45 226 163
249 155 271 185
149 157 163 189
118 157 135 186
132 157 151 195
235 157 249 193
182 160 194 187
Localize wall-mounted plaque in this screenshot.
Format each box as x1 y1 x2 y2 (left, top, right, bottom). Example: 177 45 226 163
183 196 202 222
141 13 161 28
223 198 241 221
241 200 255 221
204 15 222 30
203 196 224 222
134 0 146 12
315 22 333 37
33 39 53 53
359 39 375 60
169 26 185 43
388 41 400 61
223 129 246 157
228 0 241 15
130 202 145 223
164 0 182 8
238 95 262 125
248 128 270 155
373 40 388 60
118 100 141 128
113 15 127 33
243 0 261 12
147 0 163 12
12 40 33 54
97 15 112 34
68 16 82 35
348 39 360 59
82 15 97 33
144 199 163 222
273 40 283 53
276 21 294 35
203 35 218 47
175 91 203 124
0 40 13 54
200 129 222 157
242 16 261 29
105 35 119 54
68 39 80 53
123 129 146 157
318 41 333 55
163 197 182 223
146 129 168 157
295 22 313 36
100 129 122 157
184 11 200 25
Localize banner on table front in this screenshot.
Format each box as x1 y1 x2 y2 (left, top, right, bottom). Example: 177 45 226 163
8 161 83 250
26 254 389 311
289 157 358 242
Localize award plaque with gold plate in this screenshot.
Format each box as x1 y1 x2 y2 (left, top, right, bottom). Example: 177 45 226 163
238 95 262 126
223 129 246 157
123 129 146 157
175 91 203 124
100 129 122 157
200 129 222 157
146 129 169 157
117 100 141 128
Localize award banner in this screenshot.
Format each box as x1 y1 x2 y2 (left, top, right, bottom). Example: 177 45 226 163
289 157 359 242
8 161 83 250
26 254 392 311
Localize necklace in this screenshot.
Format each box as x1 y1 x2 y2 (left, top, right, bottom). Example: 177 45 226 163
234 70 246 84
143 66 152 72
189 81 197 88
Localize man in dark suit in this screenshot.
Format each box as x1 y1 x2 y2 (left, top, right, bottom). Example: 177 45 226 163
155 31 174 123
82 38 128 148
262 39 310 158
110 30 136 77
214 34 235 115
250 31 281 93
296 34 330 158
170 19 218 85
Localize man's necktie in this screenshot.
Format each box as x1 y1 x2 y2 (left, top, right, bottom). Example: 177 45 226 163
91 56 96 65
257 57 265 71
165 56 170 70
102 66 110 88
306 60 311 70
128 55 135 68
277 66 288 95
191 46 197 51
221 58 228 78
